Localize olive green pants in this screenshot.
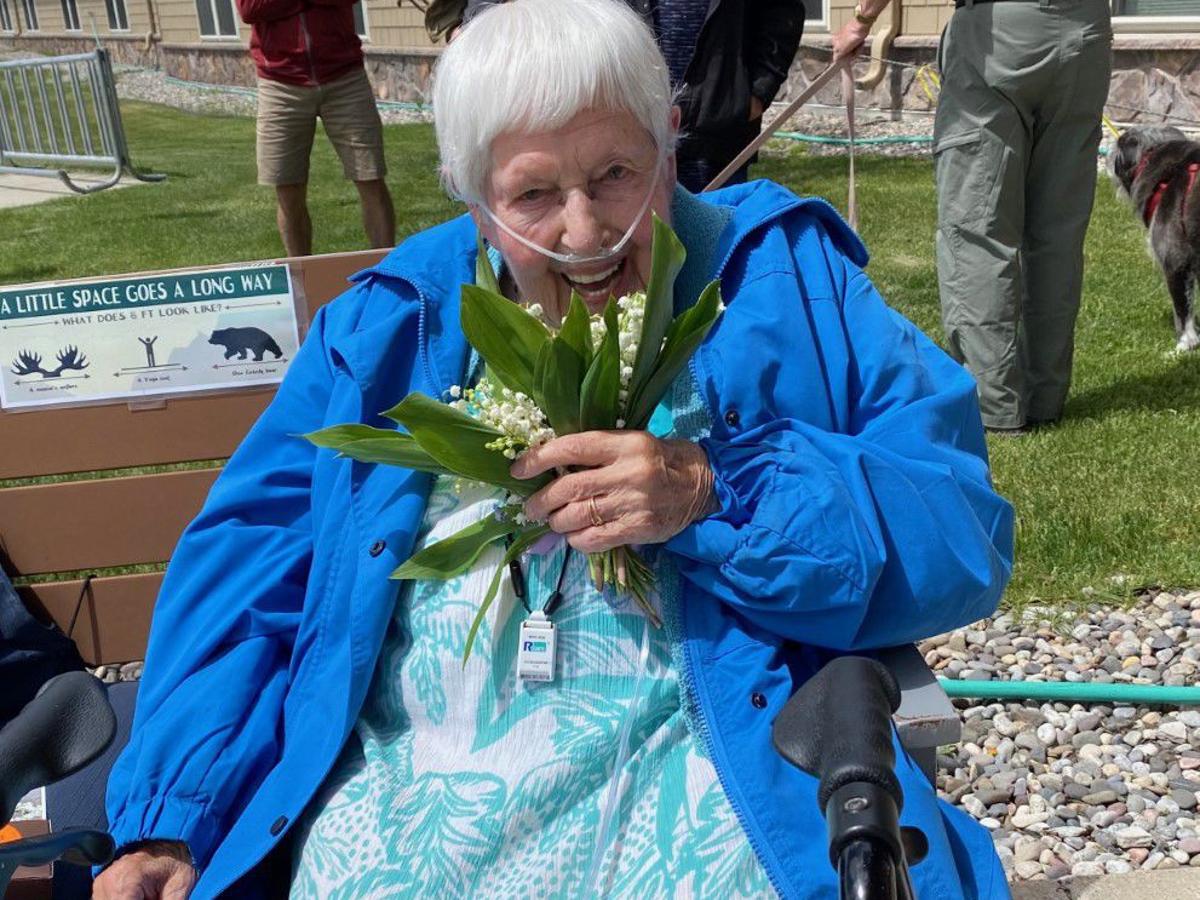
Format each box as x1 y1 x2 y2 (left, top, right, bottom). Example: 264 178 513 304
934 0 1112 429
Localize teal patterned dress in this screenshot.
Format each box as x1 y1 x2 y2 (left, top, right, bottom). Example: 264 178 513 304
289 375 777 900
290 193 775 899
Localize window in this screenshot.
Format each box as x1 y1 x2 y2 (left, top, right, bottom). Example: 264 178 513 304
1111 0 1200 28
353 0 368 39
0 0 13 32
195 0 237 38
20 0 37 30
60 0 79 30
801 0 828 30
104 0 128 31
1113 0 1200 13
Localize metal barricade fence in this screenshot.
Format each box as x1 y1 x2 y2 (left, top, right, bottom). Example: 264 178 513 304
0 48 164 194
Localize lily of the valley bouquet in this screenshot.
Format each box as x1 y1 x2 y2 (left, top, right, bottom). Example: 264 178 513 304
305 216 722 662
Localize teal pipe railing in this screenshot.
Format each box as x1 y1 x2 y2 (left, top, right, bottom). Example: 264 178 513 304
940 678 1200 706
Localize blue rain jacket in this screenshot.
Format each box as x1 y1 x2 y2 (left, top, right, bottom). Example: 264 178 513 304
105 180 1014 899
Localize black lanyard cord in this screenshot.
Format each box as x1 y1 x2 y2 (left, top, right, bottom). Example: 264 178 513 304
505 534 573 617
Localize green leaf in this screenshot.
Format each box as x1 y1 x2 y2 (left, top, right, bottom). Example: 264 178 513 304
475 231 501 295
302 423 396 448
558 292 593 367
626 279 723 429
335 438 455 474
627 214 687 405
383 392 551 495
539 337 586 435
302 425 453 474
531 340 554 422
462 524 550 665
579 298 621 431
392 513 518 581
460 283 552 397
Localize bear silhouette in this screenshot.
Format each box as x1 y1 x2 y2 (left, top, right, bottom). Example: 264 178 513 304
208 327 283 362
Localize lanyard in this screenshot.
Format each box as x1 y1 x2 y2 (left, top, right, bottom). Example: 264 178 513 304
509 536 573 682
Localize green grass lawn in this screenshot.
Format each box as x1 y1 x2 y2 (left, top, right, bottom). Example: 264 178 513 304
3 101 1198 613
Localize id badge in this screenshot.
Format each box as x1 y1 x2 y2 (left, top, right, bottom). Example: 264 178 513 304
517 612 556 682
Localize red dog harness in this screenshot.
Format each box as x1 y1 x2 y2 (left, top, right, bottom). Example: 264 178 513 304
1136 154 1200 230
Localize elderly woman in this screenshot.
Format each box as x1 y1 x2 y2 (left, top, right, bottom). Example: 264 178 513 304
93 1 1013 898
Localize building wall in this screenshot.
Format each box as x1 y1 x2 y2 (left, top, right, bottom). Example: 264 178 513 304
3 0 1200 120
363 1 435 50
0 0 152 40
0 0 440 50
825 0 953 36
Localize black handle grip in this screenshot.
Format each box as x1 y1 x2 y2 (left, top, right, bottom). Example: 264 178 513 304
0 671 116 825
0 828 115 870
771 656 903 814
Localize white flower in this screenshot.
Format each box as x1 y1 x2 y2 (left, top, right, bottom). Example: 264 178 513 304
449 384 462 398
466 375 557 461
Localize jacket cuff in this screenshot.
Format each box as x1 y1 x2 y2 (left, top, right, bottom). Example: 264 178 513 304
95 795 219 878
666 437 750 563
750 73 784 110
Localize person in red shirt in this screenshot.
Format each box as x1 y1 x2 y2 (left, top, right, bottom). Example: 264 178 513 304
237 0 395 256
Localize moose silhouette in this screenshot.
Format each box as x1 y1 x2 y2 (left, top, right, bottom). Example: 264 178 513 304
10 346 90 378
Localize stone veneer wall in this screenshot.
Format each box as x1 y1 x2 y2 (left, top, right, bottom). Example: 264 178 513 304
0 34 161 68
2 33 1199 127
786 36 1200 128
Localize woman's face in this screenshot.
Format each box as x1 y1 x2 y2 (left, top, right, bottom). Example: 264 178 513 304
472 107 677 324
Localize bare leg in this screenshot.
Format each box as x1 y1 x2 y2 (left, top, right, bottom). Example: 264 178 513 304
276 183 313 257
355 179 395 249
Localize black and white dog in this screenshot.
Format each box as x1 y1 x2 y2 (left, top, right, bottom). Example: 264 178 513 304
1109 126 1200 352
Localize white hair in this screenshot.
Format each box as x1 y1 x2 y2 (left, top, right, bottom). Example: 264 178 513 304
431 0 675 205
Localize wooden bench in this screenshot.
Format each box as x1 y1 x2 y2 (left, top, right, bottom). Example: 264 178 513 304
0 247 959 786
0 248 387 667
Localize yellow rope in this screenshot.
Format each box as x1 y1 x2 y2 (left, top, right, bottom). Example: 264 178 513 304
1102 114 1121 140
915 64 941 105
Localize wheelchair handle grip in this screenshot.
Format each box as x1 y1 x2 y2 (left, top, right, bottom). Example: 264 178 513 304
0 671 116 826
771 655 903 815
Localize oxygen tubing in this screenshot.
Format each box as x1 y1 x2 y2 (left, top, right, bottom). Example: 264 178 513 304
939 679 1200 706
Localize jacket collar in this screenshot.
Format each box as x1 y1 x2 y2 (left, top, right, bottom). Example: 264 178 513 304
333 180 864 399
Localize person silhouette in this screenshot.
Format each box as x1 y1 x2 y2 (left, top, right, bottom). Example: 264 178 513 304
138 337 157 368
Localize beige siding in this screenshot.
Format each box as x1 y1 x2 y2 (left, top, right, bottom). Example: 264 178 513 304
155 0 249 45
363 0 434 50
901 0 953 34
829 0 855 31
828 0 951 36
14 0 158 36
6 0 947 50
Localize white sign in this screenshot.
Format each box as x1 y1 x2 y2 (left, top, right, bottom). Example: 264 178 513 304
0 263 301 410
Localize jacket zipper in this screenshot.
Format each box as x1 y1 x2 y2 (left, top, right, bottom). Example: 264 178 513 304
675 211 813 898
298 11 319 86
681 343 792 900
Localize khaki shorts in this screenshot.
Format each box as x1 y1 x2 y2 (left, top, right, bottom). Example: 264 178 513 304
256 68 386 186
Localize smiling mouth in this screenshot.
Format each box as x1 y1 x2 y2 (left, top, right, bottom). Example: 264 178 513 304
560 258 626 300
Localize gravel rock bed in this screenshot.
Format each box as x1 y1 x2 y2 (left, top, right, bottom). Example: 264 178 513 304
926 589 1200 881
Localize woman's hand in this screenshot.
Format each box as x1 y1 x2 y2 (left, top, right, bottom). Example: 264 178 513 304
513 431 717 553
92 840 197 900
